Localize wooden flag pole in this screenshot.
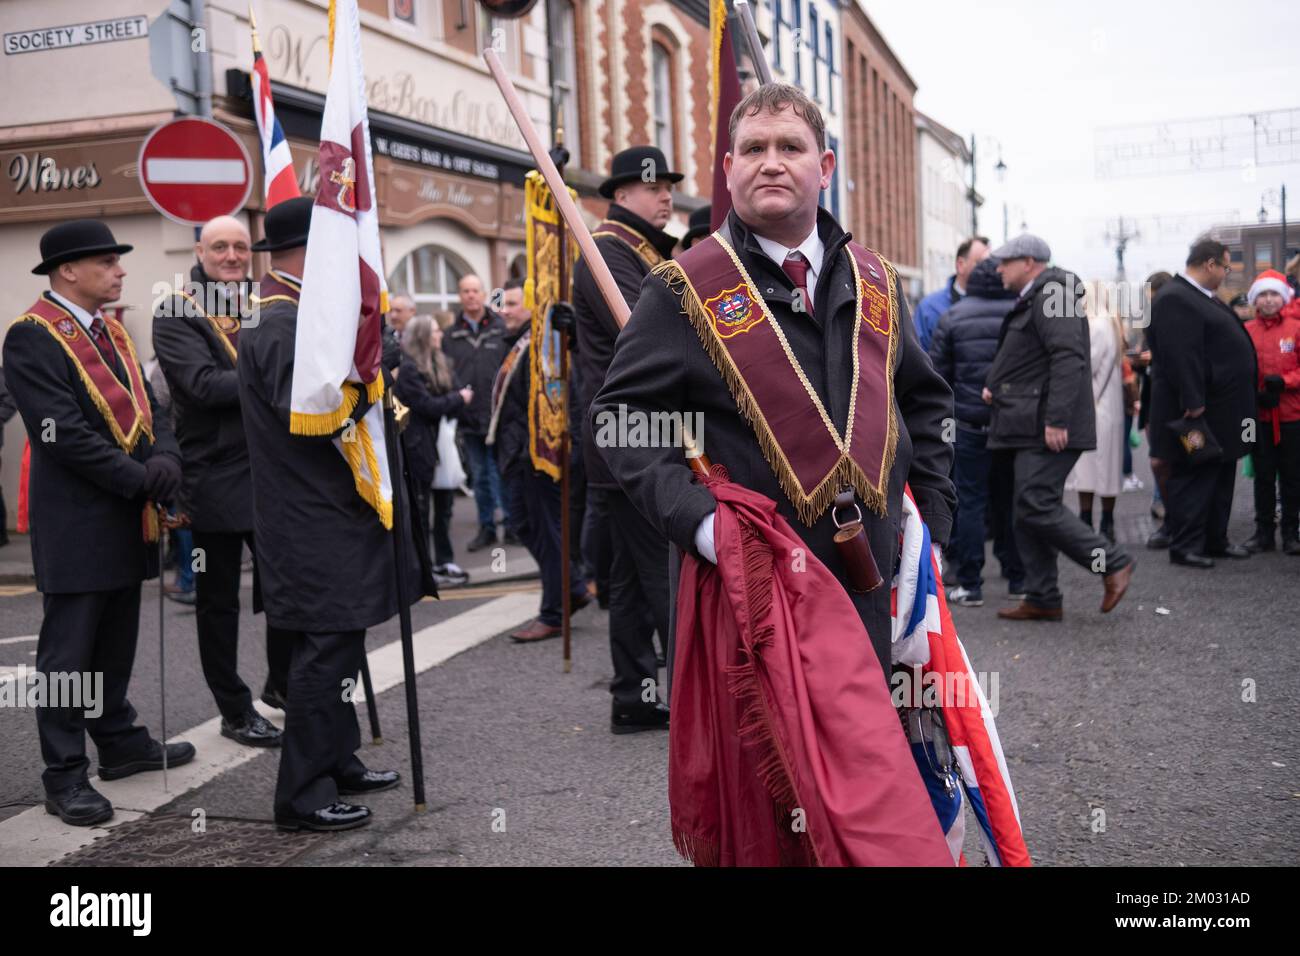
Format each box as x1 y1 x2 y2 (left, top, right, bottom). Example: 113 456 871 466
483 49 712 482
733 1 774 86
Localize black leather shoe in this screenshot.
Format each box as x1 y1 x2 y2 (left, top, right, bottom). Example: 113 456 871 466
611 701 670 735
98 740 196 780
336 769 400 795
1244 531 1276 553
1146 526 1171 550
274 802 372 832
1205 544 1250 559
221 711 282 748
502 529 522 546
1170 551 1215 569
467 528 496 552
44 781 113 827
261 682 287 711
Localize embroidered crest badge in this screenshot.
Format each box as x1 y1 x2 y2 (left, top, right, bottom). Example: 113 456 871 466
859 277 889 336
704 283 763 339
1280 337 1294 354
56 318 77 339
1181 429 1206 454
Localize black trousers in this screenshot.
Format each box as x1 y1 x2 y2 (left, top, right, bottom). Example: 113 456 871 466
505 466 587 627
192 530 292 720
431 488 456 566
1166 458 1238 555
36 586 153 793
607 490 670 706
274 629 368 816
583 487 612 601
1253 421 1300 538
1012 448 1130 609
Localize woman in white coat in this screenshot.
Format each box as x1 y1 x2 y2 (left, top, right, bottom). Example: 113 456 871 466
1067 282 1126 542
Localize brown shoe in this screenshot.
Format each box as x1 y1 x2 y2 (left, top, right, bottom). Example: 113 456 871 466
509 618 561 643
1101 561 1135 613
997 601 1063 622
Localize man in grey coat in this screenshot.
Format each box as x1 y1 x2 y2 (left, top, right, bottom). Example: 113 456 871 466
982 235 1134 621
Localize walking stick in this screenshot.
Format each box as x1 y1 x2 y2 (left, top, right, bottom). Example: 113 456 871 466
156 505 169 793
359 655 381 744
381 395 427 812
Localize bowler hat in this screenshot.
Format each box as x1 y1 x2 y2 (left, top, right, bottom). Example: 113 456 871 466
32 219 133 275
680 205 712 249
598 145 683 200
251 196 314 252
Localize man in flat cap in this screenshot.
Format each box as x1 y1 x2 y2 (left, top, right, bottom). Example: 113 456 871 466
238 197 428 832
571 145 681 732
152 214 289 747
3 219 195 826
982 233 1135 621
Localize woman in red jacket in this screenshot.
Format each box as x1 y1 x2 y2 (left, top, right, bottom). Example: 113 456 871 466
1244 270 1300 554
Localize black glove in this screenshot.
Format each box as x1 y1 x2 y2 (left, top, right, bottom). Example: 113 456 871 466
1264 374 1285 394
547 301 575 333
1259 390 1281 410
547 301 578 348
142 454 182 503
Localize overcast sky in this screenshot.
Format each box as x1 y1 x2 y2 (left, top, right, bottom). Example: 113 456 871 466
864 0 1300 283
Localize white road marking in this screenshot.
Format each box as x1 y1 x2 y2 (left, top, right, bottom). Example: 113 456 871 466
0 593 536 866
0 635 38 645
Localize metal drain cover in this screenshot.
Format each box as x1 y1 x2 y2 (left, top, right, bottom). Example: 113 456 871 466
53 814 319 867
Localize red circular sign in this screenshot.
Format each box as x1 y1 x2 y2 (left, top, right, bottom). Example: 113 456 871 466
138 118 253 226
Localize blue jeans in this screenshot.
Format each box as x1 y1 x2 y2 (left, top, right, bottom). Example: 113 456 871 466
462 432 506 531
953 428 1024 590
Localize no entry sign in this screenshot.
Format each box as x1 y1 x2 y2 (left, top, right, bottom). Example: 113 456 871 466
138 117 253 226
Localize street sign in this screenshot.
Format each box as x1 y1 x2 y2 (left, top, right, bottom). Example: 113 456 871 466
138 117 252 226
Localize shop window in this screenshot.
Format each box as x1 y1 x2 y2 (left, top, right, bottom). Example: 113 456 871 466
441 0 478 55
388 244 475 314
391 0 417 27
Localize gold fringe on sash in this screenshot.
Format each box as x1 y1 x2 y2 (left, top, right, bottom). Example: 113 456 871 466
652 255 899 527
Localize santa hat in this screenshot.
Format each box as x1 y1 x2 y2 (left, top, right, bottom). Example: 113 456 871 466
1247 269 1294 306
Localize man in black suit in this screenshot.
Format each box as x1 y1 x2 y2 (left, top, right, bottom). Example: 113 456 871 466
574 145 681 733
153 214 289 747
238 197 432 832
591 87 955 685
3 220 196 826
1148 239 1259 567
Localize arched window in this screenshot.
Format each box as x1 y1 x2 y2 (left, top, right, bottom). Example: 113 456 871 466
651 41 676 169
387 243 475 314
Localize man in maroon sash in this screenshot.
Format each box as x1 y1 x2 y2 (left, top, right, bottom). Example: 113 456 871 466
593 85 956 677
3 219 195 826
152 214 289 746
574 145 681 733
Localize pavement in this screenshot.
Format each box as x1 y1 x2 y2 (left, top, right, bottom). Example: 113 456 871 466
1 451 1297 867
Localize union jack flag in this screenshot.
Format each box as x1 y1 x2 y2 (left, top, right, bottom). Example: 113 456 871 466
891 487 1032 867
250 5 300 208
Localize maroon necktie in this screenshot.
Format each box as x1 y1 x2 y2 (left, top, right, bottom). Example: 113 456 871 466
782 253 814 316
88 316 115 365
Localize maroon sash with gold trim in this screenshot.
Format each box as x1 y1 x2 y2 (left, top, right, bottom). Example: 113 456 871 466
660 231 899 526
175 287 243 365
251 270 302 312
16 295 154 453
592 220 665 269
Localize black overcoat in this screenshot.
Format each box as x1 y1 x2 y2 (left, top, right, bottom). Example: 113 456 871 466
3 293 181 593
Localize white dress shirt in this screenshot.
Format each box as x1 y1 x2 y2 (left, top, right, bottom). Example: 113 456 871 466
752 226 825 286
1179 271 1216 298
47 290 102 334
